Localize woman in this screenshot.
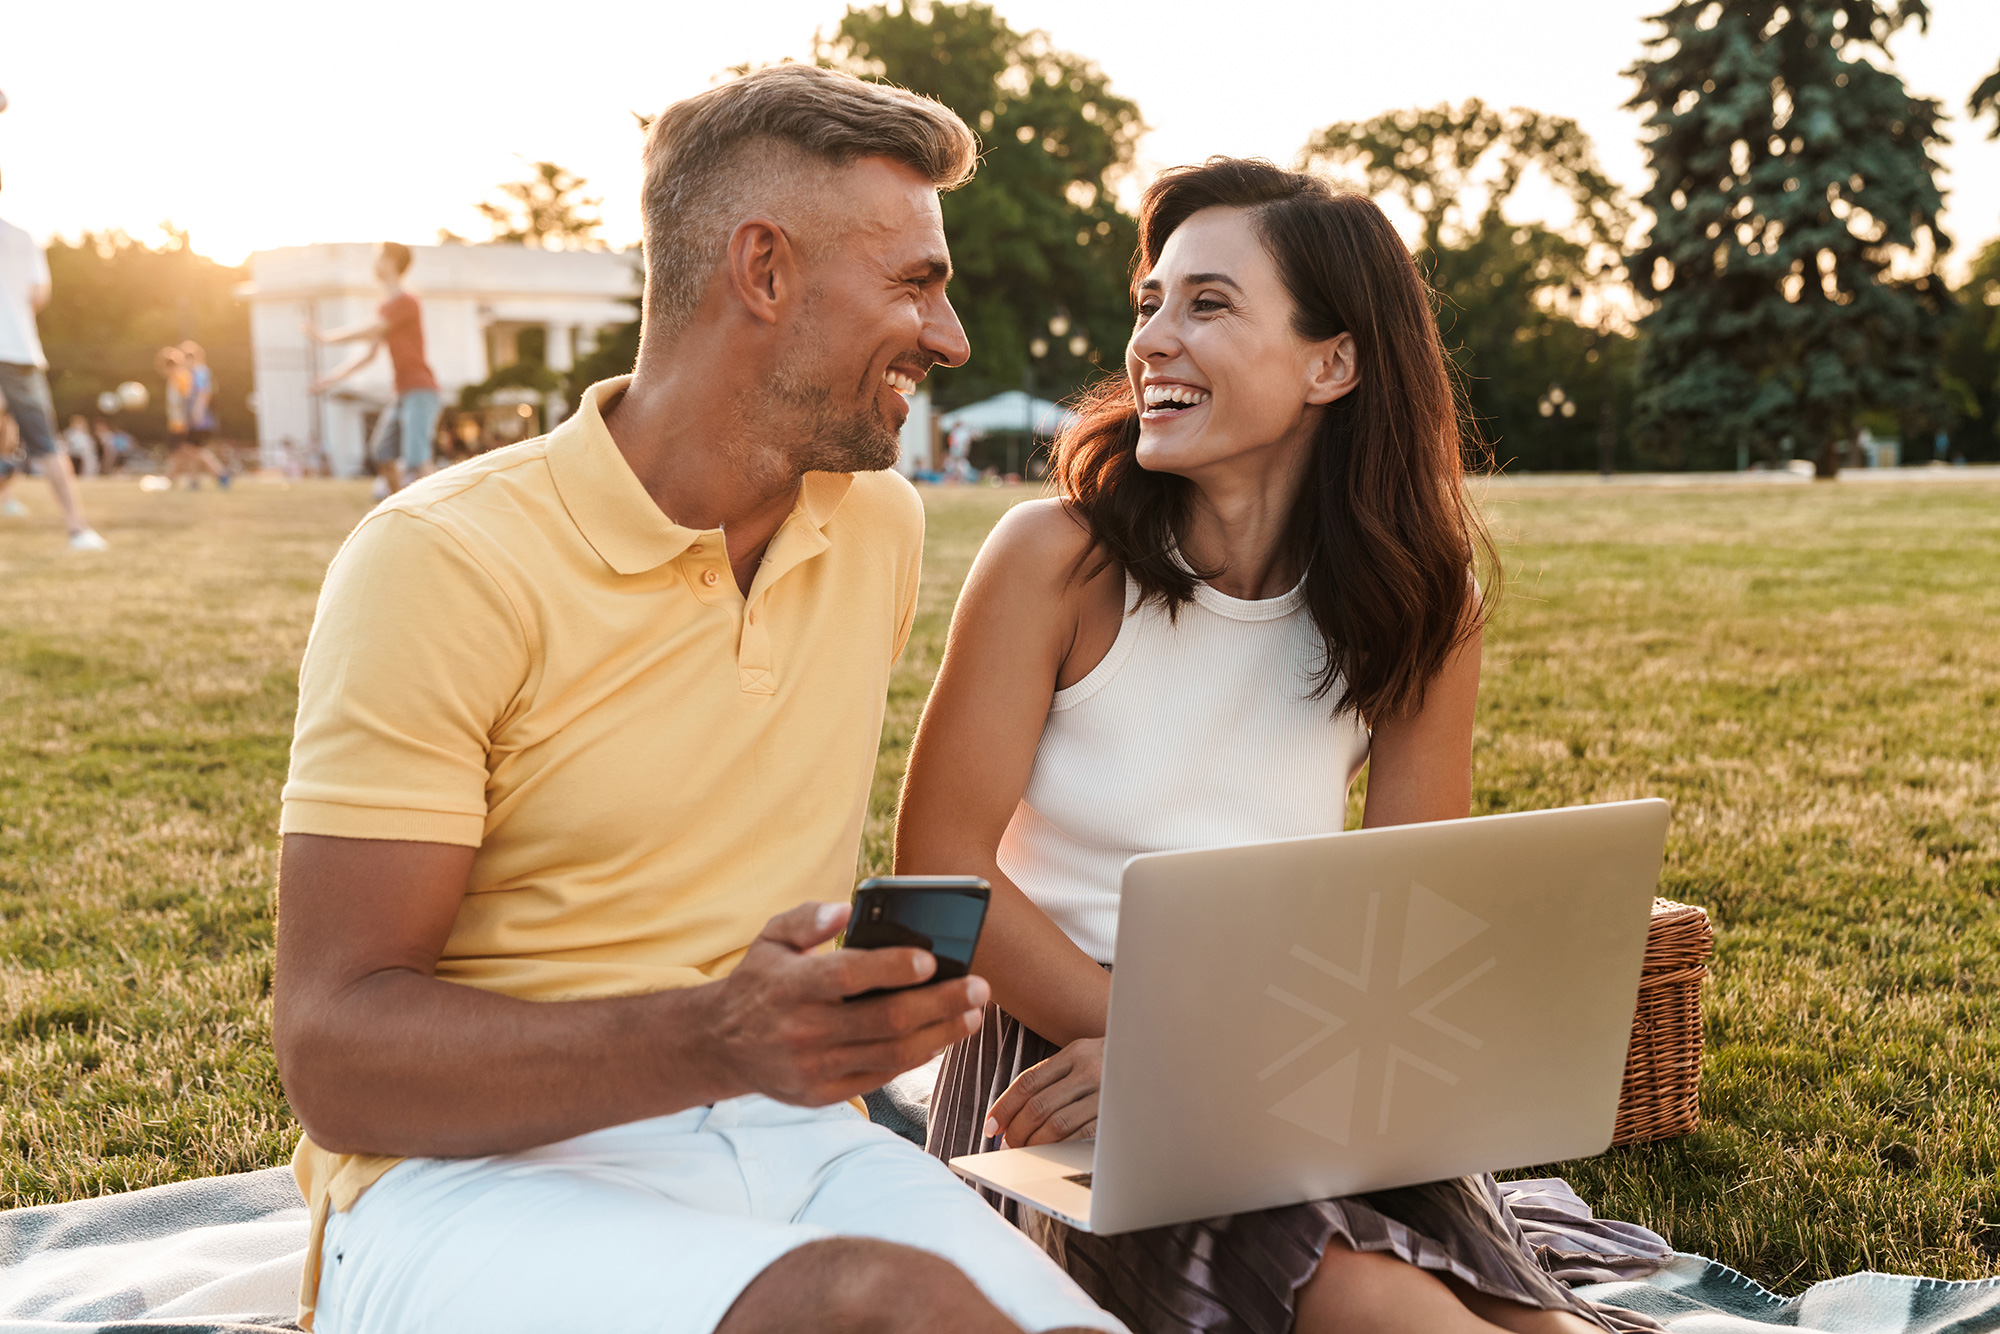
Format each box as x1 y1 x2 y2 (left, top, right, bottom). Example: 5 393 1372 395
897 159 1648 1334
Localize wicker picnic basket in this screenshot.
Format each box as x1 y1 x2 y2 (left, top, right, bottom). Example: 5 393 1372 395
1609 898 1713 1147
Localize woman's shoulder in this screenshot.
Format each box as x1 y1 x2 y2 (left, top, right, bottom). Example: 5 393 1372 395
975 498 1128 688
980 497 1106 582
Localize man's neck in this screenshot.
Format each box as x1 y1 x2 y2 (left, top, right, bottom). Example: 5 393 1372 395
604 365 805 595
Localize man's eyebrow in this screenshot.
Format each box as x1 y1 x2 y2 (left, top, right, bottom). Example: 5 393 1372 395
905 256 952 283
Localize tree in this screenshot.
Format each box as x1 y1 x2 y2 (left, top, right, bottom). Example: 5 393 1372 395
467 160 605 250
1938 239 2000 462
1302 102 1638 472
820 3 1142 408
38 229 252 443
1972 60 2000 136
1625 0 1951 475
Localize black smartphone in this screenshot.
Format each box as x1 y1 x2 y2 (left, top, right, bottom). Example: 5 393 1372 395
841 876 991 999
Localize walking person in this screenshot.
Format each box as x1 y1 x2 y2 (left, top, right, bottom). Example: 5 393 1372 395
900 160 1645 1334
180 341 230 487
307 242 440 494
0 170 107 549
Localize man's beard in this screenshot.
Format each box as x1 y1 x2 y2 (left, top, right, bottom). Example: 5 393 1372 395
757 316 902 476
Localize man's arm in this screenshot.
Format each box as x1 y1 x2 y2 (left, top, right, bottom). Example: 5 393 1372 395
310 315 390 345
30 283 49 313
274 833 988 1157
307 341 380 395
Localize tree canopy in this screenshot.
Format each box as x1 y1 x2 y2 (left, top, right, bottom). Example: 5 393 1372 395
1625 0 1951 473
38 229 252 443
463 160 606 249
820 2 1141 407
1303 102 1637 471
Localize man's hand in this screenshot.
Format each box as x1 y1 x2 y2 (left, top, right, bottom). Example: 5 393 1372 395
986 1037 1101 1147
705 901 989 1108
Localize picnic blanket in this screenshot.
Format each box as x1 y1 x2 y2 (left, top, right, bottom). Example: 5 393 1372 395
3 1166 1996 1333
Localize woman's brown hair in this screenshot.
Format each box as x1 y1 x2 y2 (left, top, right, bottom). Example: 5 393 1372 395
1053 157 1494 724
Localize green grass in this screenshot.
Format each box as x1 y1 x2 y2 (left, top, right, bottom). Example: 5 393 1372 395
1 473 1997 1289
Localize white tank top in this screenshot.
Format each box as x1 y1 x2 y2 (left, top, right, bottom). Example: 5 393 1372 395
997 570 1372 963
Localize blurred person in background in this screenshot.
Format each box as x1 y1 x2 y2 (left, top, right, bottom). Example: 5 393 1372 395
0 169 107 550
63 413 98 476
93 418 134 472
308 242 440 494
160 343 228 490
181 341 230 487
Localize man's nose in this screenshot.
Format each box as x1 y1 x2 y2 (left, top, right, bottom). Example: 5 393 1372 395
924 295 972 370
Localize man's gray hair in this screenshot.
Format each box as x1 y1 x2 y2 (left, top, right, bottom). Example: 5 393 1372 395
640 64 978 342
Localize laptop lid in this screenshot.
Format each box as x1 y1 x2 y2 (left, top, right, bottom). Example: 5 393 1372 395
1084 799 1670 1235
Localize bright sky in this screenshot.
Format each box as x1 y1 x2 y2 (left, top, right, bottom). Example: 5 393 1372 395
4 0 1997 279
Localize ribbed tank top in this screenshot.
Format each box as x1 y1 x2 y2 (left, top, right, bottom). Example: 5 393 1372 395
996 570 1372 963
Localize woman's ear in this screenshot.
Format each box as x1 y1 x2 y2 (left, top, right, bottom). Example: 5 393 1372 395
1304 332 1359 406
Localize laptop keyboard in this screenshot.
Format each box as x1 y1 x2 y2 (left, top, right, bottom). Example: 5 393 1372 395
1064 1173 1093 1189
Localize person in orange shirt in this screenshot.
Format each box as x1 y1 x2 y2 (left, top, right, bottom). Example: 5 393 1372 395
308 241 439 494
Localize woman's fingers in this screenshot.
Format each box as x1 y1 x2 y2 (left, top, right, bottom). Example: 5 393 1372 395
1023 1089 1099 1146
986 1052 1071 1142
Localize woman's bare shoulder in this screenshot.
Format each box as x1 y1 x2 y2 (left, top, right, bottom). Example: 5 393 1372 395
977 498 1109 589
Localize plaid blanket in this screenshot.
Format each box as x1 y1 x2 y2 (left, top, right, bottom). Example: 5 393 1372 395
1576 1255 2000 1333
1 1166 1995 1332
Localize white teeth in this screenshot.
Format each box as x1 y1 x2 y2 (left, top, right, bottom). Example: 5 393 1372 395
1142 384 1211 408
884 370 917 395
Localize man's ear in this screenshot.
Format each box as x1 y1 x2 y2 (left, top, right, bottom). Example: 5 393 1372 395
1304 332 1359 406
725 217 797 326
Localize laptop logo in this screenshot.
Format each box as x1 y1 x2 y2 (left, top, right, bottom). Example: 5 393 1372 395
1259 882 1496 1144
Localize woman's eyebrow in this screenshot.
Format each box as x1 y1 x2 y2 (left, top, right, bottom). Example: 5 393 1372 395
1134 272 1243 296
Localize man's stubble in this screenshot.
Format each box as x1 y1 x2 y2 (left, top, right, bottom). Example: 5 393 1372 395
751 295 902 480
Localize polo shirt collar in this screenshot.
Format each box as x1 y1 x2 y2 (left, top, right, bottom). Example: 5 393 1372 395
549 377 859 576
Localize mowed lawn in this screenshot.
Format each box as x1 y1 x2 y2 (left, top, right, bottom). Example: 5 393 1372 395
0 472 1996 1289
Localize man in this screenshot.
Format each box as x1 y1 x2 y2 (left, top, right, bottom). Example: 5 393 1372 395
272 65 1124 1334
0 169 107 550
307 240 440 493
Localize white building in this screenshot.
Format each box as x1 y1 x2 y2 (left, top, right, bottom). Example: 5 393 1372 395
243 243 641 476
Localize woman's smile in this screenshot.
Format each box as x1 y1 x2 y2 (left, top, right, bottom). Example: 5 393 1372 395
1139 378 1213 422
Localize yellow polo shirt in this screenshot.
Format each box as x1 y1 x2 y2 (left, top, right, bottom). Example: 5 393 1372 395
278 377 922 1327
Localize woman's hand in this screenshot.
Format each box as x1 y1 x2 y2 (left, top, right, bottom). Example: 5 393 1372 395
986 1037 1103 1147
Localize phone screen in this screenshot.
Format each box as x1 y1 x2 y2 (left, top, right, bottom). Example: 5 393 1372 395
842 876 991 997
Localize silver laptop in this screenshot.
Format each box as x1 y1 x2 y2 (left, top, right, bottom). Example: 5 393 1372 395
951 799 1671 1234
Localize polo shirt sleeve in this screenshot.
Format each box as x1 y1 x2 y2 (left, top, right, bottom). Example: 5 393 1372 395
280 509 527 847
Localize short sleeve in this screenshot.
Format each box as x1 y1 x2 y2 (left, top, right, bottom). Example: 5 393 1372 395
280 509 529 846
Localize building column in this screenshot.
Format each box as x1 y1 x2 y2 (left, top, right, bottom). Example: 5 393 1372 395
547 323 575 372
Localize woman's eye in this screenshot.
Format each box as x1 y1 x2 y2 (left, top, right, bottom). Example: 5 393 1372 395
1191 298 1226 313
1135 301 1159 319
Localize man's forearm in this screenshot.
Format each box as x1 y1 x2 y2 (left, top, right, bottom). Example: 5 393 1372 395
279 969 740 1157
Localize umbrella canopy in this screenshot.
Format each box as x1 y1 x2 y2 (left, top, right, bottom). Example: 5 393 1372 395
937 390 1076 438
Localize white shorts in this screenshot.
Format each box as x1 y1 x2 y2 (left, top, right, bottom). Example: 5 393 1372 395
313 1095 1124 1334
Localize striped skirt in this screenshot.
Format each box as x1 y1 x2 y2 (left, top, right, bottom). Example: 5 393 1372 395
926 1003 1659 1334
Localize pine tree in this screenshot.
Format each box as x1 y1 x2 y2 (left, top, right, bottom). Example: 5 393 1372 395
1626 0 1951 474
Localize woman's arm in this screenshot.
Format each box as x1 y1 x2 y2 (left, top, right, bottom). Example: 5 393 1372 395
1360 618 1482 827
895 499 1122 1047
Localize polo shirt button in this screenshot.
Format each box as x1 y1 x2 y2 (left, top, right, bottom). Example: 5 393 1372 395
702 569 719 587
689 543 704 555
